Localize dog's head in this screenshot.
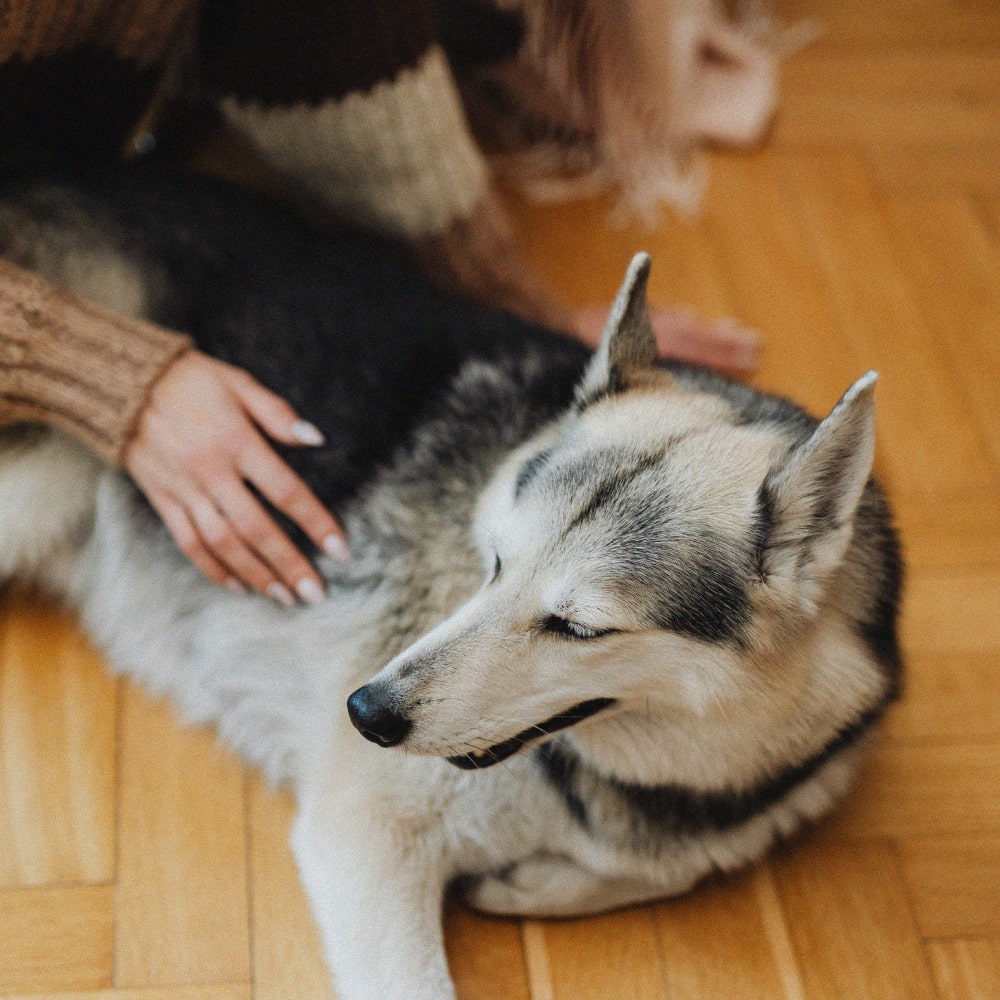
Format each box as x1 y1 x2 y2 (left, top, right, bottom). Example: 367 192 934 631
347 255 898 786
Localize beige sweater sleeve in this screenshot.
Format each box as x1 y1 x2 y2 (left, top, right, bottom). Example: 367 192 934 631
0 259 192 466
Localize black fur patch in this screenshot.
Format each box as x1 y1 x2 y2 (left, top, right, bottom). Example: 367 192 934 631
515 448 554 498
562 450 666 537
534 740 590 827
536 696 892 839
751 481 776 581
854 488 905 692
648 539 751 646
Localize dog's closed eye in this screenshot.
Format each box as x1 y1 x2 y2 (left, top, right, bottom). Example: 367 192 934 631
541 615 617 641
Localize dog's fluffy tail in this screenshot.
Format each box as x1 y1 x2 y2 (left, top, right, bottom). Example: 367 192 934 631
0 427 100 592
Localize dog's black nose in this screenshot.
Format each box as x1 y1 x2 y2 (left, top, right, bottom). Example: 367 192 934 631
346 685 412 747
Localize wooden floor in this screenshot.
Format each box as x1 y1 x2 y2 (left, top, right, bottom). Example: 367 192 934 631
2 1 999 996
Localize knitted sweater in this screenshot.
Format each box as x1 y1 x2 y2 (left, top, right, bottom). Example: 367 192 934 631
0 0 559 464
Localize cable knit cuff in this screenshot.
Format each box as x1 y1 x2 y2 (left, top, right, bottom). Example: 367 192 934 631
220 46 490 239
0 261 192 466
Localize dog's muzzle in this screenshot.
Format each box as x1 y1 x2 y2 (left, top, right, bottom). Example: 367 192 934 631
446 698 617 770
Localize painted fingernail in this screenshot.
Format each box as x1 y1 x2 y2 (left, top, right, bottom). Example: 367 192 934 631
296 577 325 605
322 534 351 561
266 582 296 608
224 577 248 596
292 420 325 446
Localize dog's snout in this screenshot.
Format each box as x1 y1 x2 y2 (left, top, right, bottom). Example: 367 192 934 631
346 685 412 748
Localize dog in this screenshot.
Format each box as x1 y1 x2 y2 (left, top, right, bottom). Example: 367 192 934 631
0 169 902 1000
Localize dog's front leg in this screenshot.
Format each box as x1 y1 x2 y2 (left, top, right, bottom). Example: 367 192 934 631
291 791 455 1000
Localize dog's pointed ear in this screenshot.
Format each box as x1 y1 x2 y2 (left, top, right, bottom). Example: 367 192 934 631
576 253 662 405
758 372 878 607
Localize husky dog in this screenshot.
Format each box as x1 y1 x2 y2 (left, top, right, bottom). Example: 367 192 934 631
0 170 901 1000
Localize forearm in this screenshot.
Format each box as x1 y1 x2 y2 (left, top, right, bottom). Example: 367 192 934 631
0 259 192 465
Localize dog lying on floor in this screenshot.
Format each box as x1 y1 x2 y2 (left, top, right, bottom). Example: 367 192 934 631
0 169 902 1000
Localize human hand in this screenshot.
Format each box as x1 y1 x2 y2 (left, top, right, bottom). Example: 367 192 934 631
123 350 348 606
574 304 760 372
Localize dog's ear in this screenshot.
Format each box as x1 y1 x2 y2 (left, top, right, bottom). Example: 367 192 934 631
576 252 662 405
759 372 878 608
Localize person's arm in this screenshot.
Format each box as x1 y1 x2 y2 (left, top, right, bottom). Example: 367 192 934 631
0 259 346 603
0 258 192 463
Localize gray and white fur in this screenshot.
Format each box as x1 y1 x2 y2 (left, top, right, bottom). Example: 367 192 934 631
0 171 902 1000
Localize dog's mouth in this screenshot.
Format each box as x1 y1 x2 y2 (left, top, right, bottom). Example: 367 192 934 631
446 698 616 770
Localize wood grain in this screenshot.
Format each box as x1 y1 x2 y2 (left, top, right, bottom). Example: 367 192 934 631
114 683 250 988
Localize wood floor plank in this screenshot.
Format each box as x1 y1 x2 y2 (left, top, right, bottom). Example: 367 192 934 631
885 652 1000 744
649 868 801 999
867 147 1000 200
776 0 1000 47
980 197 1000 240
784 50 1000 100
897 836 1000 938
894 497 1000 573
508 191 657 307
882 197 1000 469
115 683 250 988
534 907 666 1000
825 744 1000 839
521 920 555 1000
927 938 1000 1000
776 49 1000 148
247 777 335 1000
508 186 735 322
0 593 117 888
4 989 252 1000
900 569 1000 657
0 884 113 993
445 902 531 1000
775 150 1000 507
772 839 937 1000
703 151 863 412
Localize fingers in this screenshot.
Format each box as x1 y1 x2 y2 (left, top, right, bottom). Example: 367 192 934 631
222 363 351 561
145 489 244 595
237 441 348 561
206 476 327 607
124 352 353 603
225 368 326 448
649 308 760 372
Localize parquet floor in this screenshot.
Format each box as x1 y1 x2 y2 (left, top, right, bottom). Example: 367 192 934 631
2 0 999 996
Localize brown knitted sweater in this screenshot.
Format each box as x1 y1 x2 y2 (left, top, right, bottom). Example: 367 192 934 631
0 0 562 464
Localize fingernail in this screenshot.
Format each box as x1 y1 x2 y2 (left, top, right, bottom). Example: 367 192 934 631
224 577 248 596
322 534 351 561
292 420 325 446
266 582 296 608
296 577 325 605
